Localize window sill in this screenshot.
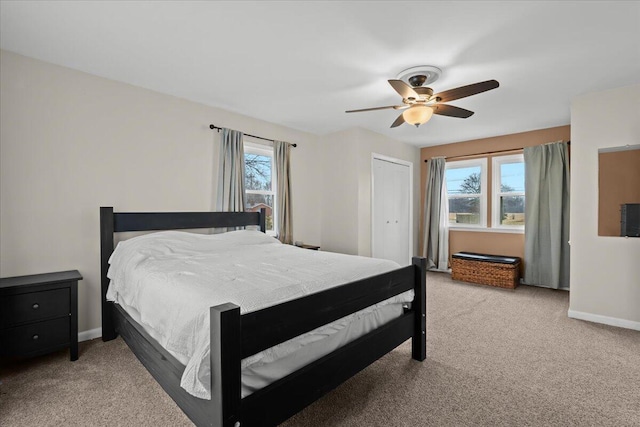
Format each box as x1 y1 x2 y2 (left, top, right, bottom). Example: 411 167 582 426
449 227 524 234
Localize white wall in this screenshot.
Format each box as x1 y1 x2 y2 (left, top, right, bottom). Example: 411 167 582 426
569 83 640 330
319 127 420 257
318 128 360 255
0 50 321 333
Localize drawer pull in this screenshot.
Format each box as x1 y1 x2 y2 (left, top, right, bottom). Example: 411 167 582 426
32 303 40 310
32 334 39 340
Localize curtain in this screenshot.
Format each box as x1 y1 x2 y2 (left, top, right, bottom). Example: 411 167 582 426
524 141 570 289
216 128 245 215
422 157 449 271
274 140 293 244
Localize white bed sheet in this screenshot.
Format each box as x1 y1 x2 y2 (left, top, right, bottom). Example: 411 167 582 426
106 230 412 399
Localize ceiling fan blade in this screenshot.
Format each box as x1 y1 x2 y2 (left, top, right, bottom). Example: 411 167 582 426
432 104 475 118
433 80 499 103
388 79 420 99
345 105 406 113
390 113 405 128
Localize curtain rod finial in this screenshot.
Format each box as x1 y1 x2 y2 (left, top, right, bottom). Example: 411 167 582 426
209 124 215 129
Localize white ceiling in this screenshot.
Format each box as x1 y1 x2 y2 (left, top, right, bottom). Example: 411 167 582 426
1 1 639 147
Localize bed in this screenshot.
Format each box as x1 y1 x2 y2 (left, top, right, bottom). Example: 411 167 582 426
100 207 426 426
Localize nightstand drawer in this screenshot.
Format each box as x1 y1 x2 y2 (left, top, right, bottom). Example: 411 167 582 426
0 317 69 357
0 288 70 327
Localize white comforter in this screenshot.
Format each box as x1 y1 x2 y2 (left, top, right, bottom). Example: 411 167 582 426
106 230 410 399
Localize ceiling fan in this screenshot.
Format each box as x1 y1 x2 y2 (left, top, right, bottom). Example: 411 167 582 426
346 66 499 128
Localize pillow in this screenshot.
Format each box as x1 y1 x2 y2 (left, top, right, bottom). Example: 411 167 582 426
211 229 281 246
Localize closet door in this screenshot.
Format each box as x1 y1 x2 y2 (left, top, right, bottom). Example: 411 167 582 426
372 159 389 261
372 157 411 266
391 160 410 265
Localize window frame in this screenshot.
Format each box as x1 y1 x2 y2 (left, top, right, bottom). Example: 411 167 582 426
491 154 525 230
244 140 277 236
445 158 488 229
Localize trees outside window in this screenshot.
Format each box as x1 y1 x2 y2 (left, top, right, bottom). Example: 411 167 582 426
445 159 487 227
244 142 276 233
492 154 525 228
444 154 525 230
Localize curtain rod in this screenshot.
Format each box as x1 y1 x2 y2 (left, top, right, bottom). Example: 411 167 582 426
209 124 297 147
424 140 570 162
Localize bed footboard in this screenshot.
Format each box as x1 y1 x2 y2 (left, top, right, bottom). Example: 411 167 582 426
208 256 427 427
412 257 427 361
241 312 416 426
210 303 241 427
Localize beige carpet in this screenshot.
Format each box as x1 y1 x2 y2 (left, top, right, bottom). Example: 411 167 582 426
1 272 639 426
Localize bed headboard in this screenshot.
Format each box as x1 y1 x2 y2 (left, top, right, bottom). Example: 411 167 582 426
99 206 267 340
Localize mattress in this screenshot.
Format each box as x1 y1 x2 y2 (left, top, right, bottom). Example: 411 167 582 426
106 230 413 399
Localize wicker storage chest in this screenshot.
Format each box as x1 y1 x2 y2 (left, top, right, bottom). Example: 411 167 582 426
451 252 521 289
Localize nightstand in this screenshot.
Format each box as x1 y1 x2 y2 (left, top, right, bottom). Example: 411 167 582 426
298 244 320 250
0 270 82 362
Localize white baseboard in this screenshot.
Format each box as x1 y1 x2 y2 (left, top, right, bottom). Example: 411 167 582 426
567 310 640 331
78 327 102 342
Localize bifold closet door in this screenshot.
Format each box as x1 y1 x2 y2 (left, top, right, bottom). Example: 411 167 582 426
372 158 410 266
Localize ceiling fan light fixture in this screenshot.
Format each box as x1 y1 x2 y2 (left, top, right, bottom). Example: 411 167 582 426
402 105 434 127
346 70 498 129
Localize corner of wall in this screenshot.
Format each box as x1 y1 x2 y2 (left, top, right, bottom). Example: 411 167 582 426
569 83 640 328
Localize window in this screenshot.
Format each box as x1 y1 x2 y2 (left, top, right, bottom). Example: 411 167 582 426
492 154 525 228
244 141 276 234
445 158 487 227
444 154 525 232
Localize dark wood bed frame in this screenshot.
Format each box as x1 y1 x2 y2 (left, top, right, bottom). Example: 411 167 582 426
100 207 426 427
